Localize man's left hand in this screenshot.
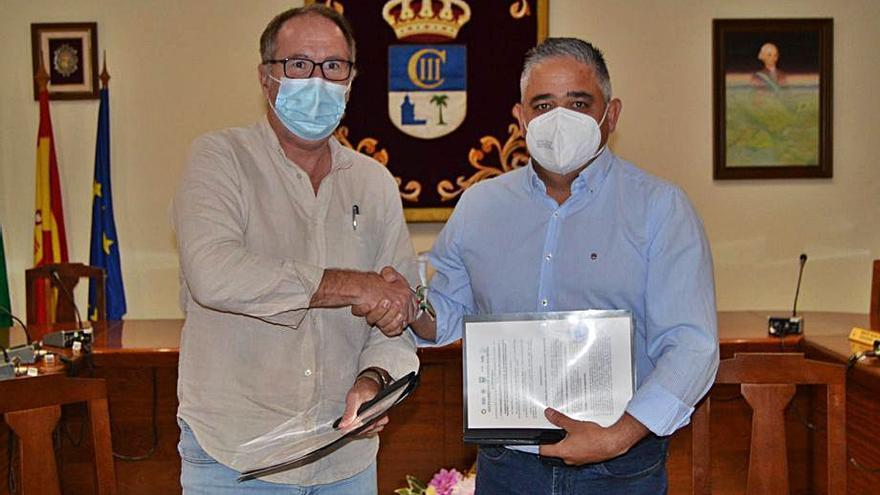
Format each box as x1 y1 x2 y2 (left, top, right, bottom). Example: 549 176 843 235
337 376 389 437
538 409 649 465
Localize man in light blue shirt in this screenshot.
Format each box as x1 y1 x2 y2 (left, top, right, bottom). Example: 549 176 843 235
374 37 718 493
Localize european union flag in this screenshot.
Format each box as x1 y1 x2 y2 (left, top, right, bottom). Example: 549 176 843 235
89 85 126 320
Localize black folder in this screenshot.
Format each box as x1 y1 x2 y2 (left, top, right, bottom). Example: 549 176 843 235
238 371 420 482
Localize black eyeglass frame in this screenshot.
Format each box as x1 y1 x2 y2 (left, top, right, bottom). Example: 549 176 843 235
263 57 354 82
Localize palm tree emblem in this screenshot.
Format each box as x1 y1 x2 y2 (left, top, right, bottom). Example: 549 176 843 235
429 94 449 125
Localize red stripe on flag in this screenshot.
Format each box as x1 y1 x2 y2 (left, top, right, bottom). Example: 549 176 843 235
36 89 69 263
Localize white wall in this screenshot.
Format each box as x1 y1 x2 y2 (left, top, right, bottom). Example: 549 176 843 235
1 0 878 320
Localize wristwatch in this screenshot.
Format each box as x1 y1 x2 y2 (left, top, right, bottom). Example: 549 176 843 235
358 367 393 389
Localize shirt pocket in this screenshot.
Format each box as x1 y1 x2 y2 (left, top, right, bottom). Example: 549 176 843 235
326 215 375 271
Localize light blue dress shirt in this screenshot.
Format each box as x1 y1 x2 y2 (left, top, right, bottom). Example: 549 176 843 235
421 149 719 437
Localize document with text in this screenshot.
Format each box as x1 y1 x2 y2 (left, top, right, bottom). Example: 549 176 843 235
463 310 634 444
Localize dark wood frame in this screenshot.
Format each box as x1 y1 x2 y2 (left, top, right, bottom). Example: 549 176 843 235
31 22 99 101
712 18 833 180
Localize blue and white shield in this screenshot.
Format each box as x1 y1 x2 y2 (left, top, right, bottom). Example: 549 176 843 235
388 44 466 139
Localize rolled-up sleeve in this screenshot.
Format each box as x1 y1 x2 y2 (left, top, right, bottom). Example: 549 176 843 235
171 135 323 327
625 187 719 436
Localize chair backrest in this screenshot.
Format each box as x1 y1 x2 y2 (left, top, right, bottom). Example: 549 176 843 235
870 259 879 330
691 353 846 495
0 374 117 495
25 263 106 329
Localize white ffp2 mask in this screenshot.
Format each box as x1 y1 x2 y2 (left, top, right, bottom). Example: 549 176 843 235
525 106 608 175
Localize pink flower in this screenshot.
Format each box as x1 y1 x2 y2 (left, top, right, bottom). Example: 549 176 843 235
428 468 463 495
451 475 476 495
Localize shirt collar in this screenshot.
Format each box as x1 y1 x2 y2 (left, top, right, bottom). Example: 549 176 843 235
523 146 614 200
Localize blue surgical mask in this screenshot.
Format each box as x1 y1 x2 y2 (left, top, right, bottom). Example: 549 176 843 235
268 75 348 141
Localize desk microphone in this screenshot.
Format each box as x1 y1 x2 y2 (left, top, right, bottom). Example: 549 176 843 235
42 270 93 349
769 253 807 336
50 269 84 330
0 304 32 344
1 306 43 365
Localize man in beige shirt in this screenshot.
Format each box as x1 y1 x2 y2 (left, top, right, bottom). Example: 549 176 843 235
171 5 418 494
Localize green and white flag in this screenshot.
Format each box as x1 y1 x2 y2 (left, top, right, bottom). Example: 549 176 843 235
0 226 12 346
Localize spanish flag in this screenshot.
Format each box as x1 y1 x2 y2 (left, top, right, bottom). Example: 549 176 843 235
33 79 69 324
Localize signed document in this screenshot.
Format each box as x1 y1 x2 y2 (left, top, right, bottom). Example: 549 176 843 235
463 310 634 444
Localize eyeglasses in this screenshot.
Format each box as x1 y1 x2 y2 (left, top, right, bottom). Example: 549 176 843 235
263 57 354 82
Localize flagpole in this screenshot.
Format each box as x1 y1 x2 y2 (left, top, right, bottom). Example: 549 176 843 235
35 50 50 92
33 51 49 326
101 50 110 88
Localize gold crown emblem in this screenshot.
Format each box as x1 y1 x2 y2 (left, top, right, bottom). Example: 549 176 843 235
382 0 471 42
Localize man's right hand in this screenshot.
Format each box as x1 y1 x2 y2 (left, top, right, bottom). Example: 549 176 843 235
309 268 417 336
351 267 416 336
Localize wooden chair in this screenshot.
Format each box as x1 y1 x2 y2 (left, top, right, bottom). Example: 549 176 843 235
0 374 117 495
692 353 846 495
25 263 106 329
870 259 879 330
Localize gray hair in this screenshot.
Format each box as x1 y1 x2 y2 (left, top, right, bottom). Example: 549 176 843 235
520 37 612 102
260 4 356 63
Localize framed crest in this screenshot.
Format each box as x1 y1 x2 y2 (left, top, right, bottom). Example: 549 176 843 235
31 22 99 101
713 18 833 180
309 0 548 221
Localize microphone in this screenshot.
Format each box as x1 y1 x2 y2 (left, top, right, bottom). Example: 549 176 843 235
50 269 84 330
0 304 33 344
792 253 808 317
42 270 93 350
769 253 808 336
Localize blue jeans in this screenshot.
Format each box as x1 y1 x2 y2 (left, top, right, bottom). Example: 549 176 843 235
475 435 668 494
178 419 377 494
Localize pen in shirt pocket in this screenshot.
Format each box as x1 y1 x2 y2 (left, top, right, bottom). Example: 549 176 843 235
352 204 359 231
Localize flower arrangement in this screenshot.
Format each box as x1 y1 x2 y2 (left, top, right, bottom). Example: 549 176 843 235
395 467 476 495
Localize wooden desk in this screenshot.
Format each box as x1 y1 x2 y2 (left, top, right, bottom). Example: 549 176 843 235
90 320 181 368
796 316 880 495
3 312 878 494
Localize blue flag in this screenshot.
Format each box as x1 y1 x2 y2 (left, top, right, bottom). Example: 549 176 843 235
89 86 127 320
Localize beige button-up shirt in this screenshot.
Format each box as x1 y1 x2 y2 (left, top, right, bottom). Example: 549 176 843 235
172 117 419 485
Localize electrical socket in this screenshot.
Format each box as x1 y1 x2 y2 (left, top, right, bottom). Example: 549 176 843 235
768 316 803 336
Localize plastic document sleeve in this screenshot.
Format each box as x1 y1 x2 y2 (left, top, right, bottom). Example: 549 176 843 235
462 310 635 445
235 371 420 481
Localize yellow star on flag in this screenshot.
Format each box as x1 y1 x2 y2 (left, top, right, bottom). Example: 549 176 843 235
93 181 103 198
102 233 114 255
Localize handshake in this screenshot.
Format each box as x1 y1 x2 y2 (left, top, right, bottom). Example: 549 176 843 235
349 266 419 337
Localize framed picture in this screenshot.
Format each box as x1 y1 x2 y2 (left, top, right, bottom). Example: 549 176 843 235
31 22 99 100
713 18 833 180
